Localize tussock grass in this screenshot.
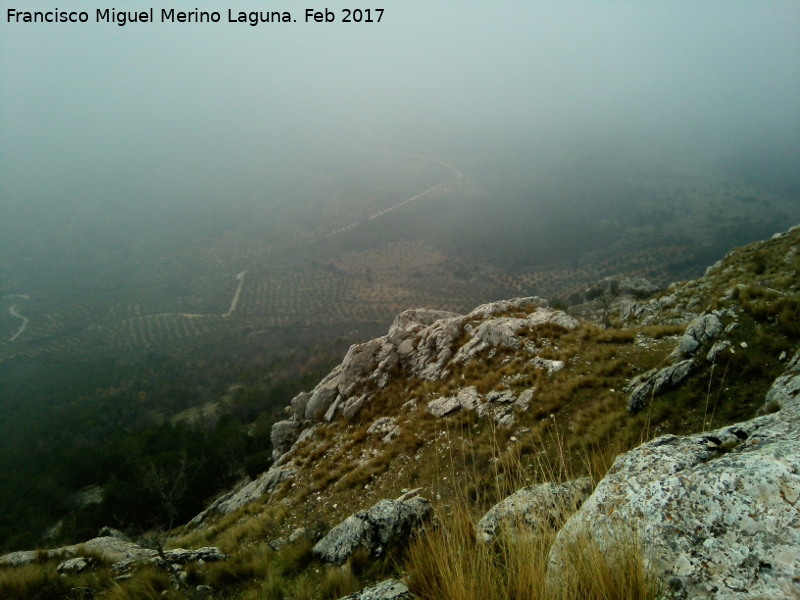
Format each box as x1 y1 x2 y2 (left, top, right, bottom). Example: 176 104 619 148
551 529 660 600
0 563 71 600
405 423 660 600
101 565 181 600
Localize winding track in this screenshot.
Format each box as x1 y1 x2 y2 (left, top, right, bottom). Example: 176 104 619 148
222 271 248 318
3 153 462 352
8 304 29 342
304 154 463 245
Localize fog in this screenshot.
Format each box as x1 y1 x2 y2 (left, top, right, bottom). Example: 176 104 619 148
2 0 800 552
1 1 799 293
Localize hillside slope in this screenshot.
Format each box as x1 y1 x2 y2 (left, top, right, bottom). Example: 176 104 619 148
2 225 798 599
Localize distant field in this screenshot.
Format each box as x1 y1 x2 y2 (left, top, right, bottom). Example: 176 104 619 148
1 145 798 392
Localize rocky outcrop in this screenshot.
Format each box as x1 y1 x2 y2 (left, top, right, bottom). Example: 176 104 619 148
337 579 412 600
426 386 536 427
626 359 694 413
676 313 723 356
762 350 800 412
313 491 432 564
0 535 225 574
188 465 295 527
367 416 400 443
57 556 96 574
271 419 301 460
548 354 800 600
0 536 156 568
267 298 575 461
476 478 593 544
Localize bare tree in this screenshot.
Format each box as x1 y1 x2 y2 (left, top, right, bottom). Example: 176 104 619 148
585 278 621 328
140 451 191 558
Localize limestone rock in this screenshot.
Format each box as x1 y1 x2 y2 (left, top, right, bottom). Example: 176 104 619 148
290 392 311 420
271 419 301 461
453 306 577 365
74 536 156 564
476 478 593 544
427 394 463 417
305 367 343 420
677 313 723 356
549 363 800 600
1 536 157 568
367 417 400 443
341 394 369 420
427 386 534 427
528 357 565 374
339 339 385 398
407 316 463 380
467 296 548 319
313 493 432 564
0 550 39 567
387 308 461 346
189 465 295 526
337 578 412 600
706 340 732 363
153 546 226 568
57 557 94 574
618 276 660 298
627 359 694 413
762 350 800 412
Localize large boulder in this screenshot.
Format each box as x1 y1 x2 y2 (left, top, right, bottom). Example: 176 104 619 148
313 491 432 564
0 535 223 573
627 359 694 413
271 419 301 460
677 313 724 356
387 309 461 346
476 478 593 544
548 358 800 600
762 350 800 412
305 367 343 420
189 464 295 526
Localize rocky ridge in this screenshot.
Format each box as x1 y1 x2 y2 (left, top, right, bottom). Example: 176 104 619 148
3 225 799 599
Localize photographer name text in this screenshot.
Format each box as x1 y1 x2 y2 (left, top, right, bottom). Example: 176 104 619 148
5 7 384 27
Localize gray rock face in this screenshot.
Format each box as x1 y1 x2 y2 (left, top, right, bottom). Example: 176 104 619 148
387 308 461 346
189 465 295 527
296 297 573 426
476 478 593 544
153 546 226 568
763 350 800 412
337 578 412 600
339 339 385 398
367 416 400 443
452 306 578 364
0 550 39 567
549 360 800 600
290 392 311 420
0 536 223 572
57 556 94 574
313 492 432 564
271 419 301 460
189 297 579 523
706 340 732 362
305 368 343 420
627 359 694 413
677 313 723 356
426 386 535 427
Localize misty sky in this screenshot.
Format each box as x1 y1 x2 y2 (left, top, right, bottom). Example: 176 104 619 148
1 1 799 239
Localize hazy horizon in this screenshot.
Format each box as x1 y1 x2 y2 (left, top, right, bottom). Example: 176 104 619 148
2 1 799 304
